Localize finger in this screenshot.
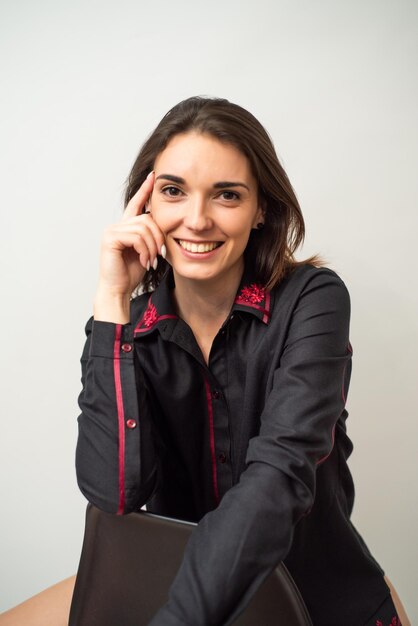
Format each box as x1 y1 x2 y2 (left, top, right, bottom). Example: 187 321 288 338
105 230 153 271
140 215 166 258
122 171 155 221
123 214 166 258
130 235 154 271
112 222 160 268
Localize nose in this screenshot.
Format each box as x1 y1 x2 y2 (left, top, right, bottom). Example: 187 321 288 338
183 195 213 231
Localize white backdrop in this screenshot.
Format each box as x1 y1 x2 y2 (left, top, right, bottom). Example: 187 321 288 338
1 0 417 620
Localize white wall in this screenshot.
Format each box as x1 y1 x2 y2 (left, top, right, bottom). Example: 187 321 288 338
1 0 417 619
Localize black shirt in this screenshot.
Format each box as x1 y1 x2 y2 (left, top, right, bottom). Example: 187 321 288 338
76 263 390 626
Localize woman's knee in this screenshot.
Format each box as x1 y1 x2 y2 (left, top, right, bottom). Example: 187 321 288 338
0 575 76 626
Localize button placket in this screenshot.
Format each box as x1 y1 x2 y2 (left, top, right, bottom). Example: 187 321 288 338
208 380 233 494
206 336 233 494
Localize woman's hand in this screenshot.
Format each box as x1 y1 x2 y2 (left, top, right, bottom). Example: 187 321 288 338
93 172 166 323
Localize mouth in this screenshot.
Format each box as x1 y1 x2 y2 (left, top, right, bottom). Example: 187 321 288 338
175 239 224 254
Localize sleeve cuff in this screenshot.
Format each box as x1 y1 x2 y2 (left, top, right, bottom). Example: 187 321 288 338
89 320 134 358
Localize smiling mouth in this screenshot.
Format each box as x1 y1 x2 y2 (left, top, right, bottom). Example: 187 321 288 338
176 239 223 253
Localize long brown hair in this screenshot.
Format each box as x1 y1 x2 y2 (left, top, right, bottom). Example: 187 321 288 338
124 96 324 292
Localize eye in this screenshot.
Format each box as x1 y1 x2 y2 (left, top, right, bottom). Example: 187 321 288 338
218 190 240 201
161 186 183 197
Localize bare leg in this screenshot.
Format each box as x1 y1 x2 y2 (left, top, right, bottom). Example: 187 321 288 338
0 576 75 626
384 574 411 626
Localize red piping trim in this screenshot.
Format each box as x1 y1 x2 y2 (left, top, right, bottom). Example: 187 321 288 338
262 291 271 324
316 424 336 466
204 378 220 505
134 314 177 334
341 362 347 404
113 324 126 515
316 346 351 467
234 299 271 318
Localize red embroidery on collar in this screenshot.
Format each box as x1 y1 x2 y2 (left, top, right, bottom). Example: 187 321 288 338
236 283 265 305
234 283 271 324
142 300 158 327
134 297 177 334
375 617 401 626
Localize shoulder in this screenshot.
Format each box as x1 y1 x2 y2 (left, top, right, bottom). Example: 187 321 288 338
280 262 348 288
269 264 351 319
274 263 349 296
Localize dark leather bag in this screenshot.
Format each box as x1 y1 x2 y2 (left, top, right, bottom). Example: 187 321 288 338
69 504 313 626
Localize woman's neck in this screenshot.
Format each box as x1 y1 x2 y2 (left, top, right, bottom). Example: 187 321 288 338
173 265 243 330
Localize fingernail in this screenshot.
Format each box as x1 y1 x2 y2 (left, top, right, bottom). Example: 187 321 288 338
153 257 158 271
161 244 166 259
146 170 154 180
146 260 150 271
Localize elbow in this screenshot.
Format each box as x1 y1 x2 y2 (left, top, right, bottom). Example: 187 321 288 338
76 474 120 515
75 449 160 515
75 447 122 513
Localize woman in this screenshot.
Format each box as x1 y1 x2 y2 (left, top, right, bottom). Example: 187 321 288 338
0 96 410 625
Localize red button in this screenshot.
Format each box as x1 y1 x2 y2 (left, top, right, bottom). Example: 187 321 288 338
121 343 133 353
126 419 137 429
218 453 227 463
211 390 220 400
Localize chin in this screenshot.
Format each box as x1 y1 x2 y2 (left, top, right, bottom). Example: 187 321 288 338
173 266 221 282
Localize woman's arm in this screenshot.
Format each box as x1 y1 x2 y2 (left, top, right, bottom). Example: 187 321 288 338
148 271 352 626
75 311 159 514
76 171 165 514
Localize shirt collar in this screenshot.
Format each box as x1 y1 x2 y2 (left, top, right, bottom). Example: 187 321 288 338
232 269 271 324
133 266 271 337
133 269 178 337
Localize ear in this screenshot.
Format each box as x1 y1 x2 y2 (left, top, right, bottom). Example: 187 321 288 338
252 202 265 229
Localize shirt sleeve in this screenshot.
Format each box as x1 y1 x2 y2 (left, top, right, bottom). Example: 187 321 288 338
75 316 159 514
148 269 352 626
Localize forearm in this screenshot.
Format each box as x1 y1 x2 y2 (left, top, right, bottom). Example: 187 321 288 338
76 316 158 514
149 462 309 626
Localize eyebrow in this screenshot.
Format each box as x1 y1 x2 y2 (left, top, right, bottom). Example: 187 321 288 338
155 174 250 191
155 174 185 184
213 181 250 191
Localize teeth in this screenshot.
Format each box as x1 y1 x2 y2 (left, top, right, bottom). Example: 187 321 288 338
178 240 220 253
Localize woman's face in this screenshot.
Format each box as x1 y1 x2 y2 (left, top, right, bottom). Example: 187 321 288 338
149 131 263 288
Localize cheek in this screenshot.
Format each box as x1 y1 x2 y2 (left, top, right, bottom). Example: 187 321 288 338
148 201 172 232
226 216 257 239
